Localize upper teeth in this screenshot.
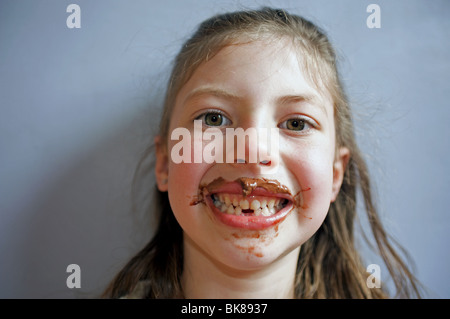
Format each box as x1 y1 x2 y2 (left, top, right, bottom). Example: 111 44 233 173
212 194 286 216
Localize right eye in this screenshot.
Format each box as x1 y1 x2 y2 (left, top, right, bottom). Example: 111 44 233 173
205 113 223 126
196 111 231 127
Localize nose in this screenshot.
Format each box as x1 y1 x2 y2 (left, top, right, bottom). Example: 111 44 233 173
225 126 279 175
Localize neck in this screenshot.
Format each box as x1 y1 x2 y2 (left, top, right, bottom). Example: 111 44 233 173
181 235 300 299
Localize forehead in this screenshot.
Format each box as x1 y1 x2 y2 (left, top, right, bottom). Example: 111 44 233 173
174 39 333 115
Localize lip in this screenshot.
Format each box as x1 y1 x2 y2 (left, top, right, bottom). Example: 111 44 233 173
204 181 294 230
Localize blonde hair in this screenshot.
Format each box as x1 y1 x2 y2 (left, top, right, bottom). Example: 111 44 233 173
103 7 422 298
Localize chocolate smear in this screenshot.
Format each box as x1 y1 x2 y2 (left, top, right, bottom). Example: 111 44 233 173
191 177 292 206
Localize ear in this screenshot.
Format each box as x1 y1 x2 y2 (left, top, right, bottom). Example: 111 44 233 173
154 135 169 192
331 147 350 202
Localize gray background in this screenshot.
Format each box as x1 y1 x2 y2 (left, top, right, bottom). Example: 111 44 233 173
0 0 448 298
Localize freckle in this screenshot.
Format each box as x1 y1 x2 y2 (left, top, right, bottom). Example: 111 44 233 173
254 252 263 258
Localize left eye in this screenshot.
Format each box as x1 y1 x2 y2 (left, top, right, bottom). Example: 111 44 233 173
279 118 312 131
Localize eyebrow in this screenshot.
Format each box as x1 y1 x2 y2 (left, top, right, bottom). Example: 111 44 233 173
183 87 241 104
184 86 328 115
277 94 328 115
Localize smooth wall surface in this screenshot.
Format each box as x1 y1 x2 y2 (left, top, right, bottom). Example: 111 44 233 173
0 0 449 298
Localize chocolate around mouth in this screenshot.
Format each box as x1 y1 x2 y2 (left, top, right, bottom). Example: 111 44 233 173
190 177 294 207
208 177 291 197
189 177 314 223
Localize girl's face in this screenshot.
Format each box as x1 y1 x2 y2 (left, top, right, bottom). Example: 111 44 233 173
156 39 349 270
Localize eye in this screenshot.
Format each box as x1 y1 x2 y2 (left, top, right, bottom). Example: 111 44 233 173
286 119 306 131
205 113 223 126
196 111 231 127
279 117 314 132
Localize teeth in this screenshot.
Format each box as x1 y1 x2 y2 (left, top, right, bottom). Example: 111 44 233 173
212 194 288 217
240 199 249 209
250 200 261 210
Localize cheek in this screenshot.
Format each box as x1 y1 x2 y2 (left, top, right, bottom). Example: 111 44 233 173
167 144 220 245
271 146 334 252
283 142 335 221
167 161 204 218
166 129 226 212
166 130 203 207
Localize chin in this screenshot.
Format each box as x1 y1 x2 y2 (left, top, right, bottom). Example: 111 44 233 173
211 225 302 271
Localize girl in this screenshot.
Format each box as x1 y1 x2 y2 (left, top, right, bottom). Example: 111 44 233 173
103 7 422 298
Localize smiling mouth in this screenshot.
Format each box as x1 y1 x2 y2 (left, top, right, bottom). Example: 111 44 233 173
194 177 295 230
211 193 290 216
